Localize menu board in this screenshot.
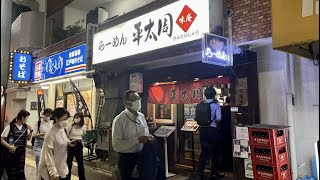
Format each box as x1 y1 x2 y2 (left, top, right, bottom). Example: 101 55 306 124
181 120 199 132
154 126 176 138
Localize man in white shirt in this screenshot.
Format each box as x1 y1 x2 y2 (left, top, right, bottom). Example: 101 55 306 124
112 90 153 180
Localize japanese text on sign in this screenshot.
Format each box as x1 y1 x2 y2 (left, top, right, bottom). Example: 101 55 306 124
32 44 87 82
93 0 210 64
12 53 32 81
202 33 230 66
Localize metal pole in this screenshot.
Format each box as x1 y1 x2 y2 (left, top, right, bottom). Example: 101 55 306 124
284 54 298 180
191 132 195 171
1 0 13 89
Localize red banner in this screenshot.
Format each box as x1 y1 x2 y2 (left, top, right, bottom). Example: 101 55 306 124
148 77 230 104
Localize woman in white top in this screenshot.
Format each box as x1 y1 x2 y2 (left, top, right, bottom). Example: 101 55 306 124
66 112 87 180
37 108 74 180
32 108 53 170
1 110 33 179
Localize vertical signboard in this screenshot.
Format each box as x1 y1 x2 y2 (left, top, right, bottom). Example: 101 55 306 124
9 51 32 83
36 89 46 119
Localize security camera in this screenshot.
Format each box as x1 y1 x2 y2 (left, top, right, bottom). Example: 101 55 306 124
226 9 233 17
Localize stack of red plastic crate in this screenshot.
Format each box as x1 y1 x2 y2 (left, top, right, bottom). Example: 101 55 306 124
249 125 291 180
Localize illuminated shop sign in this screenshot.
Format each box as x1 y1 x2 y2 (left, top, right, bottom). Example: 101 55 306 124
93 0 210 64
32 44 87 82
202 33 230 66
9 51 32 83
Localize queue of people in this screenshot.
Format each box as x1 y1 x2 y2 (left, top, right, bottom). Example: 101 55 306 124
0 108 87 180
1 88 226 180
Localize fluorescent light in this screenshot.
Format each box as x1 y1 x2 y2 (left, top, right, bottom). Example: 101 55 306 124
218 75 224 78
41 86 49 90
40 75 87 86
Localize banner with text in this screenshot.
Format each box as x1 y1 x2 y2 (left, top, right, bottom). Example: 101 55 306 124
69 79 93 129
37 89 46 119
148 77 230 104
32 44 87 82
93 0 210 64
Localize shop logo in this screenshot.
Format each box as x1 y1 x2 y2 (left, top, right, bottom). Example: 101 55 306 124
34 61 43 81
176 5 197 32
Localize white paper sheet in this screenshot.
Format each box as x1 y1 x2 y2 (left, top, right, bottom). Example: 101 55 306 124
302 0 314 17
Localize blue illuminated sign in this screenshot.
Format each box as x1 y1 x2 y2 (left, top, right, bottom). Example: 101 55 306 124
12 52 32 81
202 33 230 66
32 44 87 82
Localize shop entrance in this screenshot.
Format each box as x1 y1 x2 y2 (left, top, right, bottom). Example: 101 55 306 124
143 62 234 174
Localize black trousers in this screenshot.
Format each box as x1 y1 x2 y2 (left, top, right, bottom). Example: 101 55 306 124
118 153 139 180
67 143 86 180
198 127 221 176
5 148 26 180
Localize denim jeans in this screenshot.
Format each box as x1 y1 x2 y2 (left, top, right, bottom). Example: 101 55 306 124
33 138 44 170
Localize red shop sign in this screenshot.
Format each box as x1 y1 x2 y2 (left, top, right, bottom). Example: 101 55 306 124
148 77 230 104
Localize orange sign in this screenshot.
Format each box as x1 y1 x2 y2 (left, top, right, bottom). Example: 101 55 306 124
36 89 44 96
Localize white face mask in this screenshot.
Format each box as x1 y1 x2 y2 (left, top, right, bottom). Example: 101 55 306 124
59 120 68 128
74 118 81 124
130 100 141 112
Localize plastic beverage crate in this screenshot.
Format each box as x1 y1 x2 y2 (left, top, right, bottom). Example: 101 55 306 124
251 145 289 165
252 161 291 180
249 128 286 147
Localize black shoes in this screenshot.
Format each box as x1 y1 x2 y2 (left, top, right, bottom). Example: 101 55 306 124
196 172 225 180
211 172 225 179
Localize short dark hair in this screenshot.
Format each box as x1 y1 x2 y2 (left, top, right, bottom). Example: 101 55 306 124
51 108 70 123
123 90 137 101
44 108 53 115
204 86 217 99
73 112 85 127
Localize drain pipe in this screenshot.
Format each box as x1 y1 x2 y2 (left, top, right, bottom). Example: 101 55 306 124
284 53 298 180
226 9 234 65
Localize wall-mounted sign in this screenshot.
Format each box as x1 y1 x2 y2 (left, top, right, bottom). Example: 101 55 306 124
148 77 230 104
30 102 37 111
9 51 32 83
202 33 230 66
32 44 87 82
184 104 197 120
93 0 210 64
